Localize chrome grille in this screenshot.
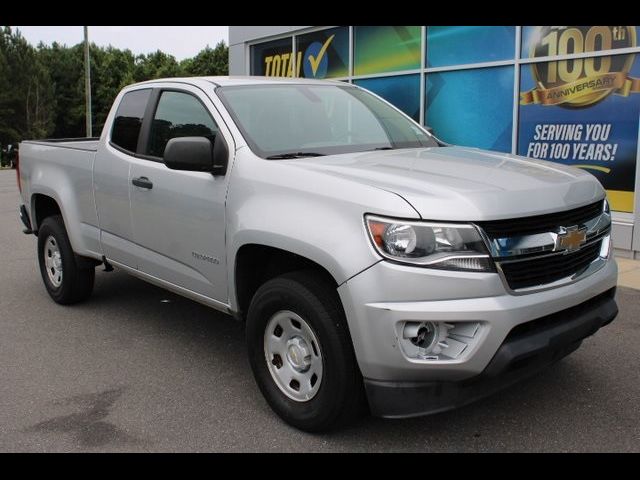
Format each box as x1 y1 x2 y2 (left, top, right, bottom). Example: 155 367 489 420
498 240 602 290
476 199 610 292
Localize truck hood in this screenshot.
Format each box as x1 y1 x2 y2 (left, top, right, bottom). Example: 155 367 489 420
286 146 604 221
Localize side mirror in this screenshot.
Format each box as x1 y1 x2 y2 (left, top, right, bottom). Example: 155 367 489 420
164 135 228 175
212 133 229 176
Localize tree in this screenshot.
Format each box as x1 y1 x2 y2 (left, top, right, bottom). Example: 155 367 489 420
0 27 55 144
90 45 137 134
0 43 18 146
24 51 55 139
181 41 228 76
37 42 84 138
0 26 229 144
133 50 182 82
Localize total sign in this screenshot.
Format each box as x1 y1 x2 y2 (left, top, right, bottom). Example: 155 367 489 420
259 27 349 79
302 35 335 78
264 36 334 78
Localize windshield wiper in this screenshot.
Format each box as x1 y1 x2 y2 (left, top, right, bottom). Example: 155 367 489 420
373 146 394 151
266 152 326 159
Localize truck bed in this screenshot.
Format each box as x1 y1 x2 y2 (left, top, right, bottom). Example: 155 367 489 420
22 137 100 152
19 137 102 259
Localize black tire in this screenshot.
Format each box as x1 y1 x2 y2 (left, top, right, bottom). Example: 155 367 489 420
246 270 365 432
37 215 95 305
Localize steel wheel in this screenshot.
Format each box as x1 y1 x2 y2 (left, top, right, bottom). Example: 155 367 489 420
247 271 365 431
264 310 324 402
37 215 95 305
44 235 63 288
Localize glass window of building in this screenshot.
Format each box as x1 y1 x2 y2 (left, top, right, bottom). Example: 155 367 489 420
296 27 349 79
521 26 637 58
427 26 515 67
354 26 421 76
426 66 514 153
355 74 421 122
251 37 294 77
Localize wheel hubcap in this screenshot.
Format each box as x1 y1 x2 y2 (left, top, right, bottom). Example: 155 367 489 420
44 236 63 288
286 337 312 372
264 310 323 402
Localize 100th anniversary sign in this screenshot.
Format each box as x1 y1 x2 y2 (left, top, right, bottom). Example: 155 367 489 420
518 26 640 212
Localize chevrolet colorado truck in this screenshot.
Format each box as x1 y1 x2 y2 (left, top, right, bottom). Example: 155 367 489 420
17 76 618 432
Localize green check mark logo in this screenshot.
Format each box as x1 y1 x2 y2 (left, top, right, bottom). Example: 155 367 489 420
307 34 335 77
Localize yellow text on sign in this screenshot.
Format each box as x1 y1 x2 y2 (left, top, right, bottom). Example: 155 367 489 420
264 52 302 77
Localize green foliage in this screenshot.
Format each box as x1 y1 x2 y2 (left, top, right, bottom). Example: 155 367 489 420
181 41 229 76
0 26 56 145
37 42 85 138
0 26 229 146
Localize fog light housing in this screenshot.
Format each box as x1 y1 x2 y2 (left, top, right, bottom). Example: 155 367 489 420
399 320 482 361
403 321 444 359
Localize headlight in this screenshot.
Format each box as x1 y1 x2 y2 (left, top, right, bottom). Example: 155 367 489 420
365 215 493 272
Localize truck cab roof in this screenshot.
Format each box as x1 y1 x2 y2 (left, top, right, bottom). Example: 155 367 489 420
133 75 347 88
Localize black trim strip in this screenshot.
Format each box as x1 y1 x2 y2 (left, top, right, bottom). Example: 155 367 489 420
137 88 161 156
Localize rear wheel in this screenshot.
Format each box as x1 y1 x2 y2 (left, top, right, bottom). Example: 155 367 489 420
37 215 95 304
246 270 365 432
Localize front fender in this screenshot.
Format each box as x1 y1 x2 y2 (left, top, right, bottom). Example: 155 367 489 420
225 152 419 311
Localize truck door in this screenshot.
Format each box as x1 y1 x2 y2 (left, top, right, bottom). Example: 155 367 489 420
128 86 232 303
94 88 153 268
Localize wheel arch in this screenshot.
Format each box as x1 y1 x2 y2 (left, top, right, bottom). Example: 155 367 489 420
31 193 63 232
233 242 340 320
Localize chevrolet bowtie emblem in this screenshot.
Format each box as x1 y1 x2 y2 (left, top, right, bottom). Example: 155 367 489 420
556 226 587 252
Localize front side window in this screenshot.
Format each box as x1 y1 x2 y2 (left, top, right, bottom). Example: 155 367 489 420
216 84 437 159
111 89 151 153
147 91 219 158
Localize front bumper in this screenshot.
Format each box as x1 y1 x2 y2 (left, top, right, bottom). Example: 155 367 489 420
338 256 618 382
364 287 617 418
337 255 618 415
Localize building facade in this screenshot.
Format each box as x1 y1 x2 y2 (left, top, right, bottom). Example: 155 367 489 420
229 26 640 257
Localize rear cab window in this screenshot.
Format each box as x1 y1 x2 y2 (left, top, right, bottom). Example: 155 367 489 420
110 89 152 153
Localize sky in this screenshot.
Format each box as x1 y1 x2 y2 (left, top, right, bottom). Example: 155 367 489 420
12 26 229 61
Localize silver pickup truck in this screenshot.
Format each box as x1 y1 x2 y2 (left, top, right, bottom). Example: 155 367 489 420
17 76 618 432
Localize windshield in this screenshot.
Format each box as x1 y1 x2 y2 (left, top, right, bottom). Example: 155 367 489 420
216 84 438 158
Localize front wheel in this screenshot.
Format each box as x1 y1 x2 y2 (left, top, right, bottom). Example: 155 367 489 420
37 215 95 305
246 271 365 432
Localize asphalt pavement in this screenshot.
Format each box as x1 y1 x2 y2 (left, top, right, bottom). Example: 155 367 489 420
0 170 639 452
